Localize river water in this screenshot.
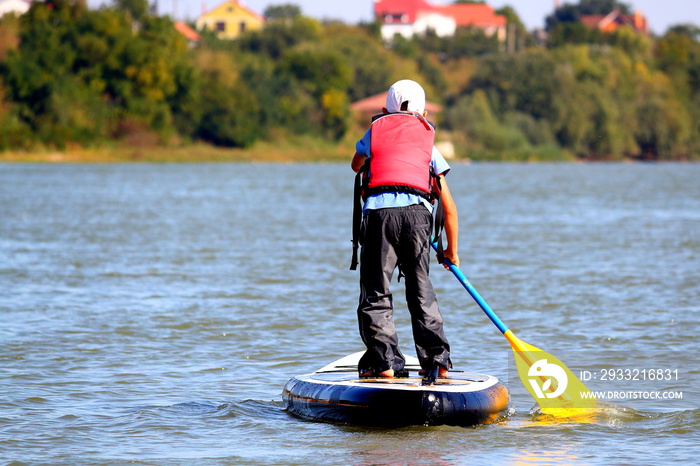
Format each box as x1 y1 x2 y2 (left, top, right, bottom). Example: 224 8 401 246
1 162 698 464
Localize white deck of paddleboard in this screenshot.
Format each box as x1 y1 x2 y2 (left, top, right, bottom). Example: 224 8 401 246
300 352 502 393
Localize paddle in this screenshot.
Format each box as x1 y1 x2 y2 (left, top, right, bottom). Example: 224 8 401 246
431 241 597 416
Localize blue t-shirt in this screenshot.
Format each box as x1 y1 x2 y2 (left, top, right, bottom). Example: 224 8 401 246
356 127 450 213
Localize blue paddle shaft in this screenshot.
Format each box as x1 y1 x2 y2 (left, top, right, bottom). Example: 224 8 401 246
431 241 509 334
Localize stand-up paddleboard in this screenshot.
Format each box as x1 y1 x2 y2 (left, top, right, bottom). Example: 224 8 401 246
283 352 510 427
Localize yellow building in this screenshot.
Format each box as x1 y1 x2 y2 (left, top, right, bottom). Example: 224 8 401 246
196 1 264 39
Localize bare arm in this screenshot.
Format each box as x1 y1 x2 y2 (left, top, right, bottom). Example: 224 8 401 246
438 175 459 267
351 152 365 173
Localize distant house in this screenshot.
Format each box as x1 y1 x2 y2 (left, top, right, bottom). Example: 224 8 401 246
196 0 264 40
374 0 506 42
351 91 443 119
437 3 507 42
0 0 30 17
174 21 200 47
580 9 649 36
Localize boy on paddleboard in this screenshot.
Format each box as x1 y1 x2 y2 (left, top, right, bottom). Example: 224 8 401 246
350 79 460 379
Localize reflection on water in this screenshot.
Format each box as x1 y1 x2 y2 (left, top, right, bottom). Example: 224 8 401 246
0 162 698 464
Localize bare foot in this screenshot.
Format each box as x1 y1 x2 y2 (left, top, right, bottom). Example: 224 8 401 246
359 368 394 378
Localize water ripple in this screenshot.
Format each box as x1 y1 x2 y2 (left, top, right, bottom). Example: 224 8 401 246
1 163 697 464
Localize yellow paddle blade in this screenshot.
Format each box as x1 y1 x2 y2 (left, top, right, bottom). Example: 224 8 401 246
504 330 597 417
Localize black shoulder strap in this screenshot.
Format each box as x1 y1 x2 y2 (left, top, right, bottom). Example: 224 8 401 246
350 160 369 270
432 174 446 264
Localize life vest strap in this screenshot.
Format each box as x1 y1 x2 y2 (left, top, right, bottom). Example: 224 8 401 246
350 160 369 270
363 184 434 202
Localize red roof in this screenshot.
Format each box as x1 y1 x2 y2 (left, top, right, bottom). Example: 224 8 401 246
580 9 648 35
580 15 608 29
175 21 201 42
436 4 506 28
374 0 505 28
374 0 436 24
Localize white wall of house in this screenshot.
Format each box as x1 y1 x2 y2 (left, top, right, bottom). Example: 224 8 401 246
381 24 417 41
483 25 507 42
0 0 30 17
414 13 456 37
381 13 456 41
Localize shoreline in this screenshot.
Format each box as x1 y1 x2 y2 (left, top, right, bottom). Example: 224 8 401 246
1 144 695 164
0 142 354 164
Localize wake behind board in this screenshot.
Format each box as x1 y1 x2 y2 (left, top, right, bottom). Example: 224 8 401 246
283 352 510 427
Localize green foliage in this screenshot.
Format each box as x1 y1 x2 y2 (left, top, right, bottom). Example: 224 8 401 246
235 20 422 141
264 4 302 20
197 80 261 147
444 90 565 161
319 23 408 101
237 16 322 59
0 14 21 61
655 27 700 94
190 47 262 147
0 2 697 159
547 21 653 57
410 28 500 60
0 80 32 149
279 48 352 96
37 75 113 147
466 50 559 119
114 0 149 22
447 40 697 160
1 0 196 147
547 22 603 47
634 71 692 159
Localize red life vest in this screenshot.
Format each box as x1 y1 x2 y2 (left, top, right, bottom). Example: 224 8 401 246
351 112 447 270
365 113 435 200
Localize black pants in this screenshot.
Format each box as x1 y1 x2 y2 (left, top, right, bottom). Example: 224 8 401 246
357 204 451 374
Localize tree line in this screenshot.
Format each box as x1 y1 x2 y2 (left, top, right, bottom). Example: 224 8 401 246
0 0 698 160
